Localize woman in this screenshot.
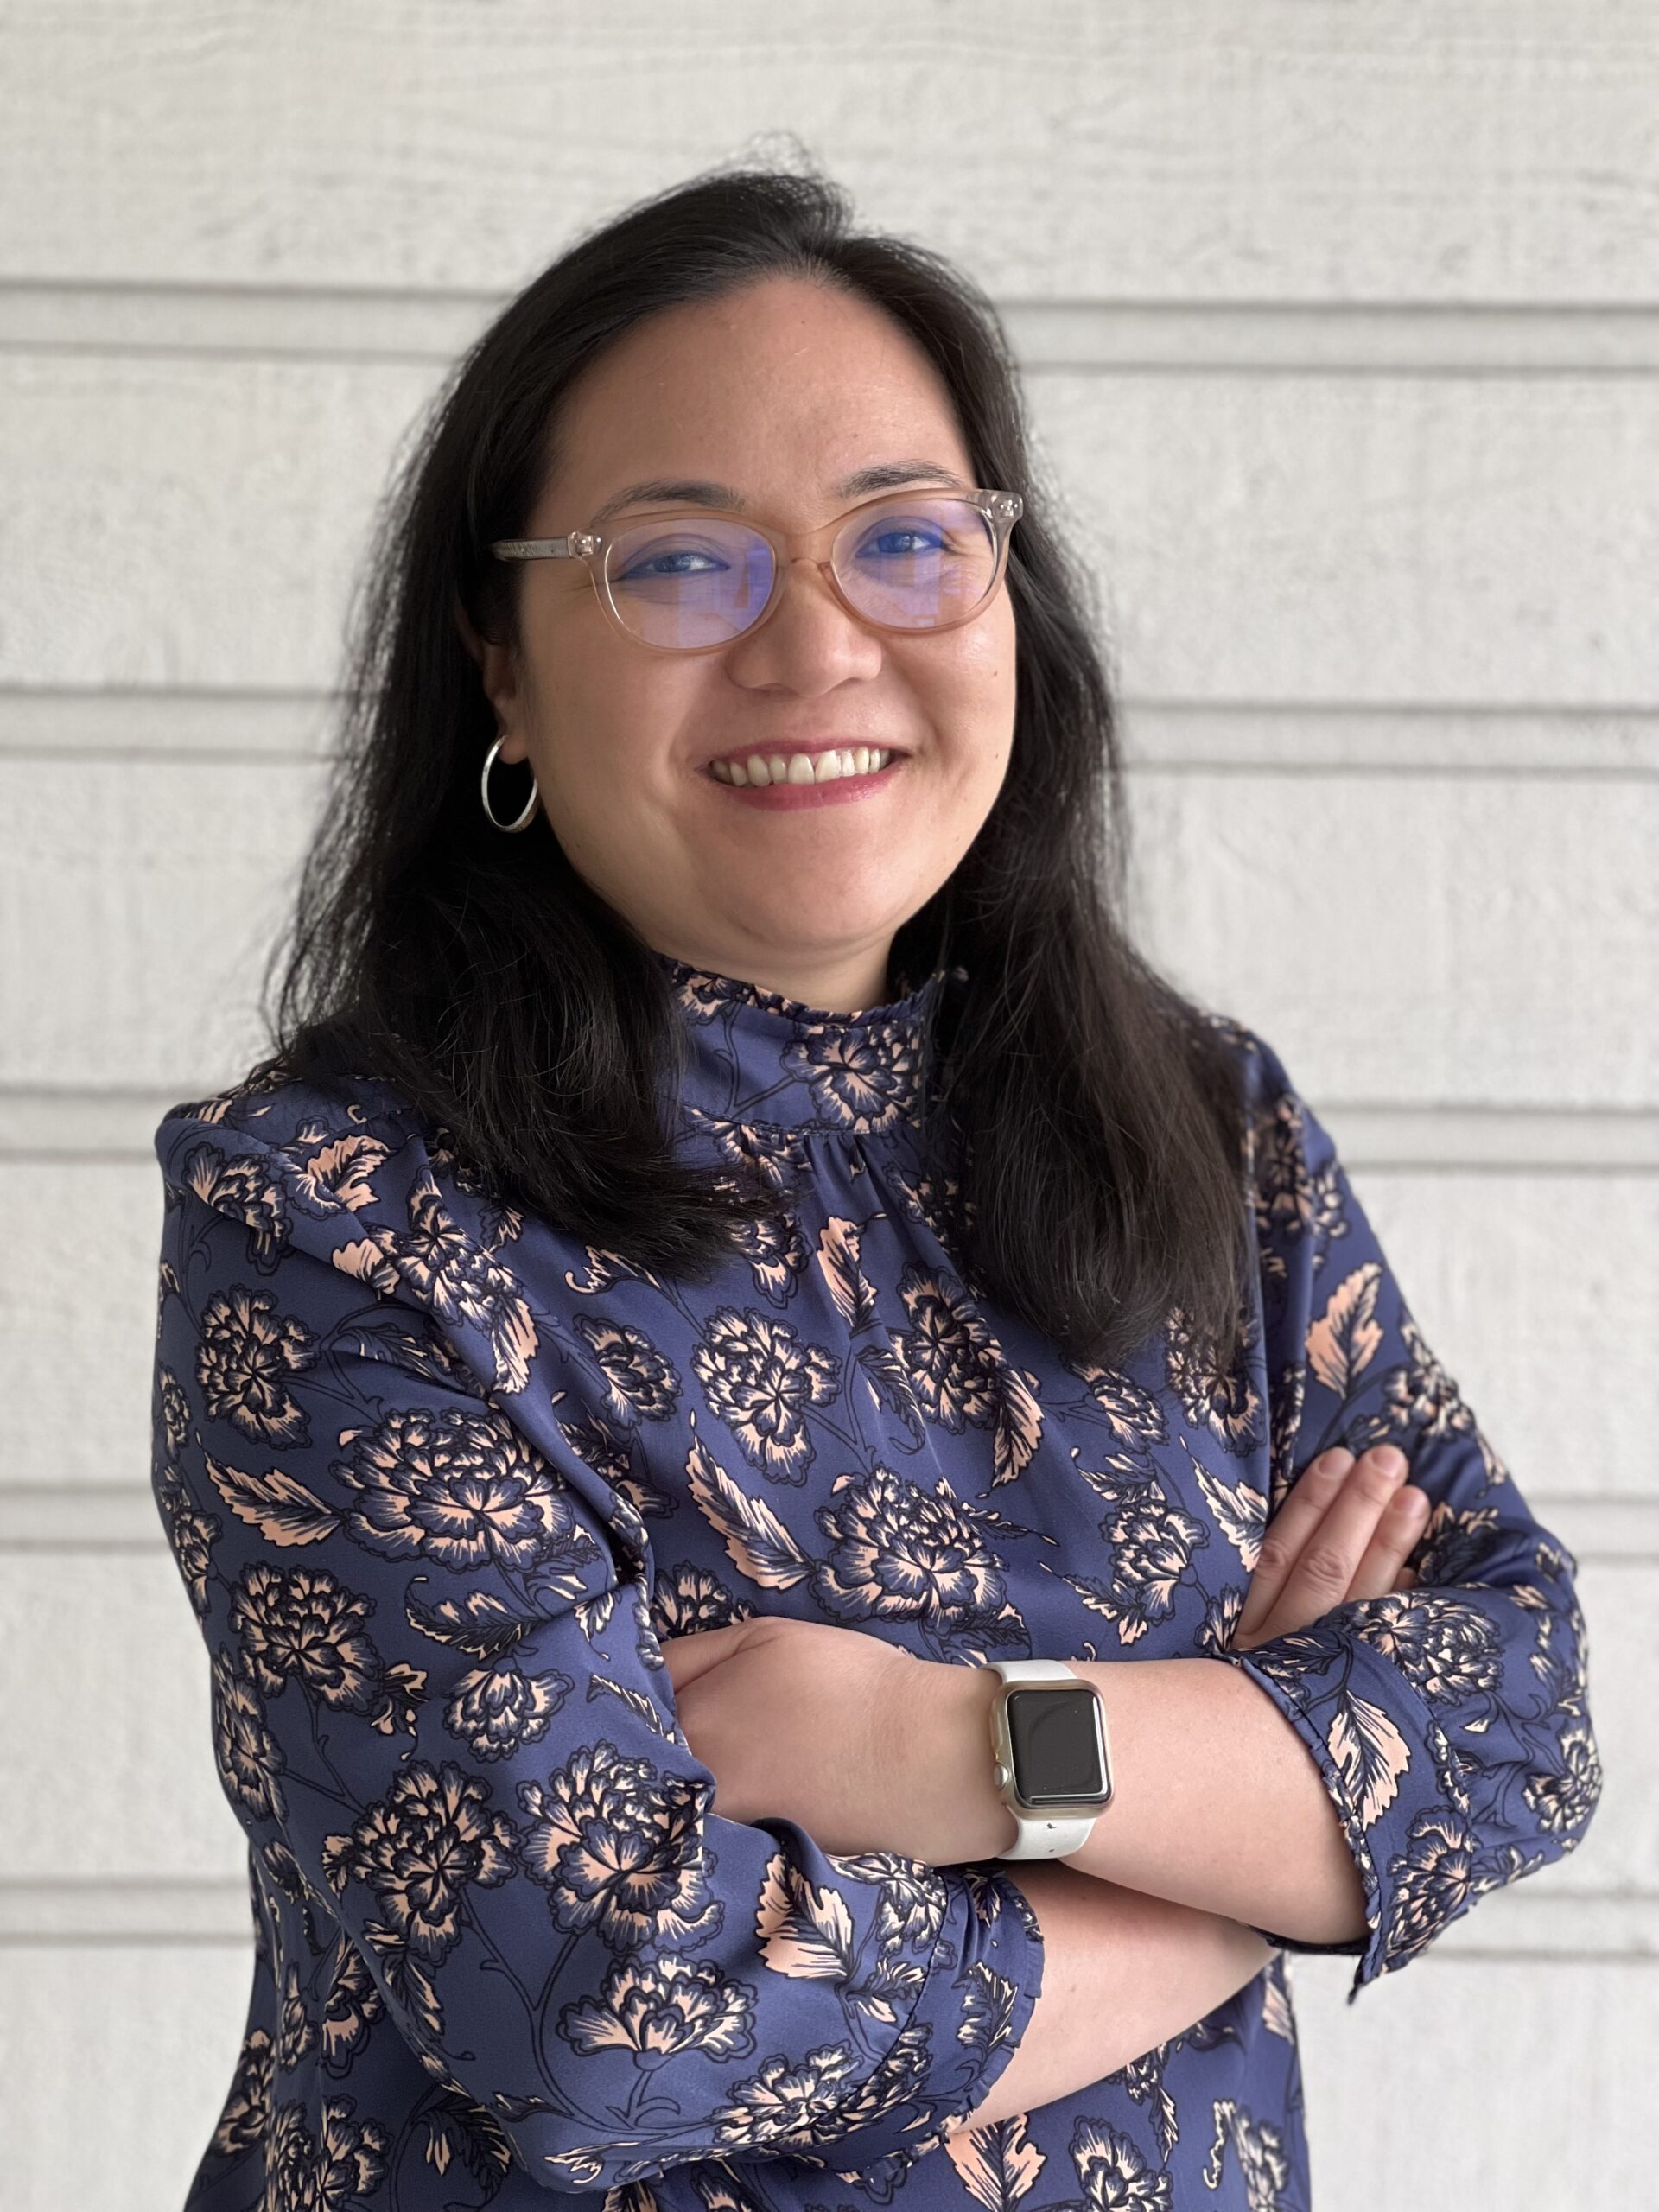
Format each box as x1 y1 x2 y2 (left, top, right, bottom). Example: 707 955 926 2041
150 167 1600 2211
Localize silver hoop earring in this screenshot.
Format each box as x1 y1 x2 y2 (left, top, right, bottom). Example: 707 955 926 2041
480 731 541 833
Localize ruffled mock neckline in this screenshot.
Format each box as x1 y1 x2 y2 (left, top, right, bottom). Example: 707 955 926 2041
651 948 958 1138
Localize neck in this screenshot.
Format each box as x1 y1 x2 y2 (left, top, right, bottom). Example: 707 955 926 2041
648 947 960 1143
642 937 896 1020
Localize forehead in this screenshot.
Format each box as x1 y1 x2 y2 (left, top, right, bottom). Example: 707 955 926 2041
544 276 974 517
582 461 976 532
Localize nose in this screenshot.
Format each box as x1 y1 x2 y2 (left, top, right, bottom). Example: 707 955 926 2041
727 556 883 688
763 555 856 632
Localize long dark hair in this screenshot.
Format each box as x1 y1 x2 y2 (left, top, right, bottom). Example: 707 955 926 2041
255 159 1255 1371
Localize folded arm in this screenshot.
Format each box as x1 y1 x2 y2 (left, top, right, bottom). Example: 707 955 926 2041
950 1862 1275 2135
899 1028 1604 1998
906 1652 1374 1944
153 1113 1046 2190
644 1022 1602 2031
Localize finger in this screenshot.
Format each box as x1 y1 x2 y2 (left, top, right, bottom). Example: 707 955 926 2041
1343 1483 1433 1602
1395 1566 1419 1592
658 1620 753 1692
1235 1449 1355 1643
1250 1446 1410 1643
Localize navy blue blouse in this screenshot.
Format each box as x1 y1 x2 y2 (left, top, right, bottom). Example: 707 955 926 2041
149 951 1601 2212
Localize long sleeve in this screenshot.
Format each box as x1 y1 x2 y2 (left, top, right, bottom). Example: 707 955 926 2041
150 1098 1043 2193
1210 1026 1604 2002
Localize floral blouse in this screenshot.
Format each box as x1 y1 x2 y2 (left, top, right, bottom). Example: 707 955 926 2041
149 950 1601 2212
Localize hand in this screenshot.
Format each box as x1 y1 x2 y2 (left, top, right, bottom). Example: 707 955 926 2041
658 1614 922 1855
1233 1445 1430 1652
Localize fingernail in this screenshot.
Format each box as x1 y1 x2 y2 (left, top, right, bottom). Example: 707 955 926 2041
1373 1446 1407 1479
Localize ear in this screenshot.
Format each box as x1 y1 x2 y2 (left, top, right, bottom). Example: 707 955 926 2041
451 585 488 669
452 588 525 755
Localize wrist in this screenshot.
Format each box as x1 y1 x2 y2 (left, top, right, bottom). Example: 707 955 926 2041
898 1661 1019 1866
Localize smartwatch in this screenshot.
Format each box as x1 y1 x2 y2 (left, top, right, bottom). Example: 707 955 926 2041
986 1658 1114 1859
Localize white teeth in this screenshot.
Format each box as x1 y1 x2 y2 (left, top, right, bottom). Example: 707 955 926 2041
710 748 894 788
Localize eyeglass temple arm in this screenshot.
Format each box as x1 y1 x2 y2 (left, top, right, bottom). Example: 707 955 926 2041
490 532 601 562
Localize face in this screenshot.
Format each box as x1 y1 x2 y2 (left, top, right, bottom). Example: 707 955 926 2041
467 273 1018 1010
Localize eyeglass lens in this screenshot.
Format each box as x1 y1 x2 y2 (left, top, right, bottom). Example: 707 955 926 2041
601 494 1002 648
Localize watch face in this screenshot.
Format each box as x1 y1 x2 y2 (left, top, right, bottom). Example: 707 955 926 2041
1005 1685 1111 1808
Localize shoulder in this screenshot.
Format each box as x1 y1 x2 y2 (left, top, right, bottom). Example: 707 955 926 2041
156 1046 421 1152
154 1055 428 1231
1192 1007 1343 1243
155 1055 521 1290
153 1058 552 1401
1194 1005 1298 1116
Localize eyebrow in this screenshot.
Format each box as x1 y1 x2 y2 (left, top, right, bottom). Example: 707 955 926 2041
588 461 971 528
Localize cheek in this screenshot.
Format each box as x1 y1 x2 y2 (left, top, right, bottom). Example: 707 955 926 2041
931 619 1017 798
947 587 1016 694
530 733 619 866
533 657 697 820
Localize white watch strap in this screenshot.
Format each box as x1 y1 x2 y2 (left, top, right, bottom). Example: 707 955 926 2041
989 1659 1100 1860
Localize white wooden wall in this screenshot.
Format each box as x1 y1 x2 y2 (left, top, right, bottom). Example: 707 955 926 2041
2 4 1654 2205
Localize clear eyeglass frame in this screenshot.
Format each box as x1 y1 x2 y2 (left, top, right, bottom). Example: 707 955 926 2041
489 485 1023 653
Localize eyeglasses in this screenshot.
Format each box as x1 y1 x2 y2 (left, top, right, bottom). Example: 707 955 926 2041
490 486 1022 653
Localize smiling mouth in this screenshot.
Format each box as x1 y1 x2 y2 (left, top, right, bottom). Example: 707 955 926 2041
706 746 901 788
